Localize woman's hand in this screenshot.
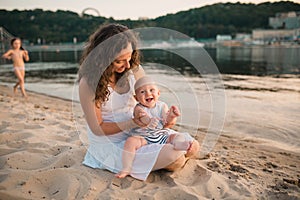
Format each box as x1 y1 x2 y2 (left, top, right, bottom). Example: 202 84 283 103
133 110 159 129
133 110 149 127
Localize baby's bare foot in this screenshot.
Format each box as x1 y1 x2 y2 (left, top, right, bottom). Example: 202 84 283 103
173 141 192 151
115 170 130 178
185 140 200 159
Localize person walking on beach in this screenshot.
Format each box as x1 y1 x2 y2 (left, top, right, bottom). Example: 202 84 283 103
78 23 200 181
2 38 29 98
116 76 194 178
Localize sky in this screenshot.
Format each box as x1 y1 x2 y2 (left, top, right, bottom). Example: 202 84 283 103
0 0 298 20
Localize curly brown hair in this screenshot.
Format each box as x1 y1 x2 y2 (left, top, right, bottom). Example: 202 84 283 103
78 24 141 106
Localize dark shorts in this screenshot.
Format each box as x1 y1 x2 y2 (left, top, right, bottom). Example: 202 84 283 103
144 129 170 144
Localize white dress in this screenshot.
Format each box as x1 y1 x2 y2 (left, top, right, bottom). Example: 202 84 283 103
82 71 164 181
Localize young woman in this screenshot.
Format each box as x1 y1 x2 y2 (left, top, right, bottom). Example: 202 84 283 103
78 23 199 181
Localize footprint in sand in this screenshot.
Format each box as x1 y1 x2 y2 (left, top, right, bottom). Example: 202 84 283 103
24 124 44 129
0 132 32 145
45 146 85 170
47 145 72 156
57 122 74 130
0 121 11 133
172 159 253 199
146 170 177 187
172 160 212 186
111 176 146 190
5 151 52 170
21 169 91 200
154 188 199 200
10 123 43 130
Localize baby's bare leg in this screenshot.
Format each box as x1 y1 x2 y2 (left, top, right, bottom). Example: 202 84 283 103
115 136 147 178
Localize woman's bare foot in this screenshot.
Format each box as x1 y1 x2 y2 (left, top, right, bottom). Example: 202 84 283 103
115 170 130 178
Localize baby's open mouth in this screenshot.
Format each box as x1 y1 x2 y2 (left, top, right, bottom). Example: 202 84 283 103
146 98 153 102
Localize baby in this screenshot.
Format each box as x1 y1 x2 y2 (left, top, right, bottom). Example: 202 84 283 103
116 76 193 178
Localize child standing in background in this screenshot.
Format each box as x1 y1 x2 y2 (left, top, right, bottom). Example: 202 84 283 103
2 38 29 98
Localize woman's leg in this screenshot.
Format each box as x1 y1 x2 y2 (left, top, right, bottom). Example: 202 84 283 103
152 144 186 171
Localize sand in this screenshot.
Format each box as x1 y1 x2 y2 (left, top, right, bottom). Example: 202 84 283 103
0 84 299 200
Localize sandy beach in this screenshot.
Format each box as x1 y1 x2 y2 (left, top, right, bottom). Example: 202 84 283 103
0 80 299 199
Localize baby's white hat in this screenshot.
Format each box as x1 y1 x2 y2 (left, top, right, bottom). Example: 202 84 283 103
134 76 156 91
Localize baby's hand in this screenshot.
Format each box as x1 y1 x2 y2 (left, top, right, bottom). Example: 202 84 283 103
163 106 180 127
168 105 181 118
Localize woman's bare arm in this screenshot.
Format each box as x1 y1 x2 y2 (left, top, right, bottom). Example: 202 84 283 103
79 77 138 136
133 65 145 81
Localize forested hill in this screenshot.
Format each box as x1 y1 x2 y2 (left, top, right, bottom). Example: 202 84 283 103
1 1 300 44
152 1 300 38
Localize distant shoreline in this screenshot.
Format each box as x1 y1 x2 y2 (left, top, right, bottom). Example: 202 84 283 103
22 40 300 53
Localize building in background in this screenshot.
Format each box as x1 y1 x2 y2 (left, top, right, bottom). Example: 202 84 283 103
252 11 300 44
269 11 300 29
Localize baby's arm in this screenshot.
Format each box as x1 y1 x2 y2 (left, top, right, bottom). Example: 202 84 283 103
163 105 180 128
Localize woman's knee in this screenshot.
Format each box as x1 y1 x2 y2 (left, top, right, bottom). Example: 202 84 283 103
162 144 186 169
165 154 186 171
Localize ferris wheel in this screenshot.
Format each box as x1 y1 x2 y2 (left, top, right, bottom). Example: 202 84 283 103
81 8 100 17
